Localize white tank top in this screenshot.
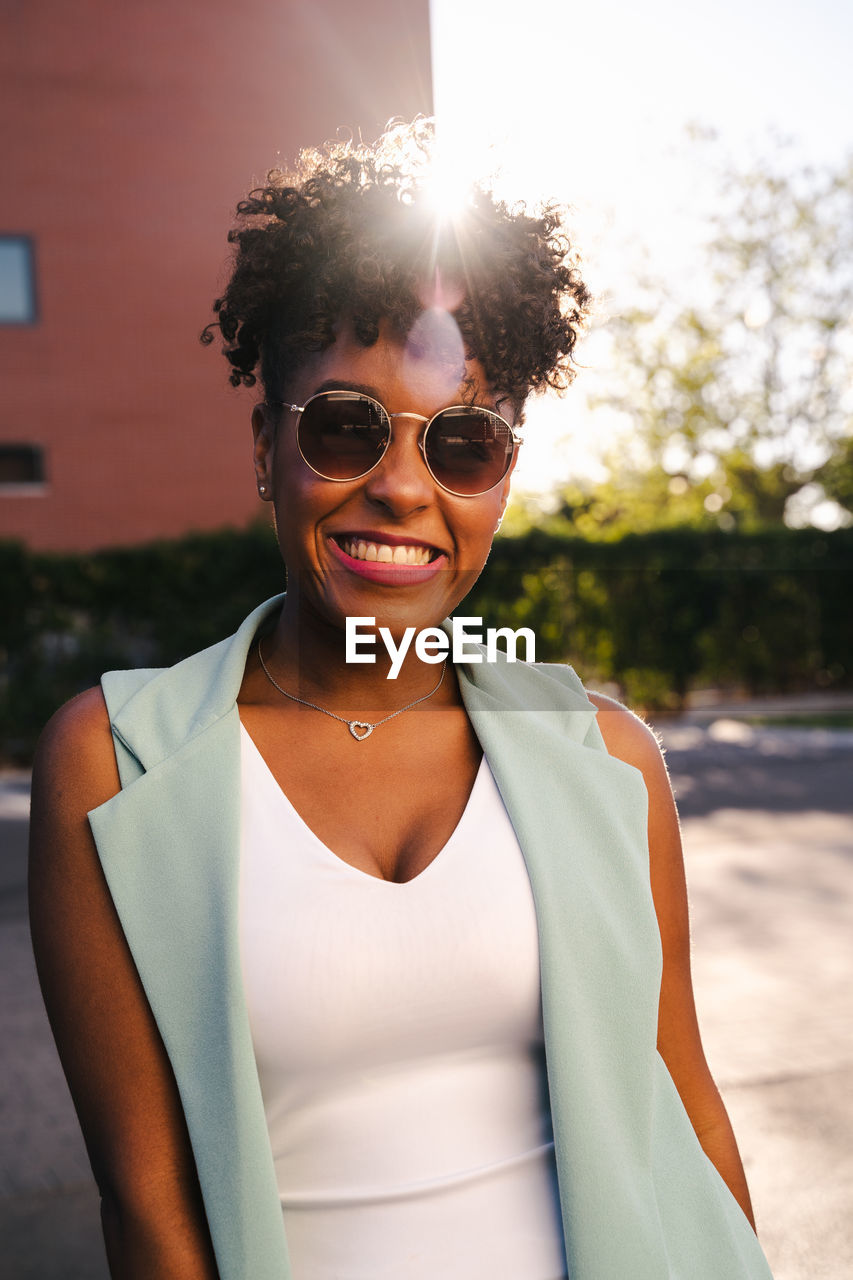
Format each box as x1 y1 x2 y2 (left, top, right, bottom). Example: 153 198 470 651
238 724 568 1280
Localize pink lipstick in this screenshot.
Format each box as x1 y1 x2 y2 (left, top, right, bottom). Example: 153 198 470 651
328 535 449 585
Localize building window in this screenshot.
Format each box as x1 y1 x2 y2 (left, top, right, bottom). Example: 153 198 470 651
0 444 46 489
0 236 37 324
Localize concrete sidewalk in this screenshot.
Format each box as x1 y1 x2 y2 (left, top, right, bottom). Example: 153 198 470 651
2 723 852 1278
676 806 852 1279
659 720 853 1279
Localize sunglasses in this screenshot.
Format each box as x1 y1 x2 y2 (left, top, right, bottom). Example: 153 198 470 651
269 390 522 498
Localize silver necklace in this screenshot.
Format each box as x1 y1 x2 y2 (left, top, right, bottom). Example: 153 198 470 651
257 640 447 741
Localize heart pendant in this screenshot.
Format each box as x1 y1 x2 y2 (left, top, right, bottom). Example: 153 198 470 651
348 720 374 741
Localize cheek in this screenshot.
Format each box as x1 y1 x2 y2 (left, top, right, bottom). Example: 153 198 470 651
452 502 501 565
270 469 312 551
468 493 504 535
273 445 319 515
272 463 347 564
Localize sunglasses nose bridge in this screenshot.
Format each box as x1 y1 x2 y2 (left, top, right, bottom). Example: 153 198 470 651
361 422 440 515
387 410 433 464
376 412 432 475
388 410 429 439
389 412 458 500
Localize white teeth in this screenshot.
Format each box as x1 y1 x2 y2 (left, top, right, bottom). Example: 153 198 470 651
340 538 434 566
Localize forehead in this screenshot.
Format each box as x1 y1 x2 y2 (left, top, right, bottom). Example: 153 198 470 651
286 316 493 412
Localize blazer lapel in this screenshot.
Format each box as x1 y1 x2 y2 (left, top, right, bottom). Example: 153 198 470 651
89 595 292 1280
104 595 285 774
457 657 672 1277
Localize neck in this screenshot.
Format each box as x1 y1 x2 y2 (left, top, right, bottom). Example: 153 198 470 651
261 593 452 713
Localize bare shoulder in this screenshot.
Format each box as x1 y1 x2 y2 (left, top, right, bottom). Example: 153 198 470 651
30 685 121 835
587 690 667 777
29 695 221 1272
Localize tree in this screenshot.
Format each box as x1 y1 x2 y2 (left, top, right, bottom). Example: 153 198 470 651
578 141 853 532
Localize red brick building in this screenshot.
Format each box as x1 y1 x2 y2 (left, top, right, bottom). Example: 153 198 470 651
0 0 432 550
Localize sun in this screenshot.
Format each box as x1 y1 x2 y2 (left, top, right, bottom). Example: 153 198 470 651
421 149 474 223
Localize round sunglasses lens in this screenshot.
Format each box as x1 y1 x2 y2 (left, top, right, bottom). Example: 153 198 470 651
299 393 389 480
425 408 514 495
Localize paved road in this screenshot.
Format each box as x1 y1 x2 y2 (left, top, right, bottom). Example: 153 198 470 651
1 723 851 1279
661 721 853 1280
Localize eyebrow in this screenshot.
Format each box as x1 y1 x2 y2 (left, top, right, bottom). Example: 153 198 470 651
307 379 497 412
310 380 382 400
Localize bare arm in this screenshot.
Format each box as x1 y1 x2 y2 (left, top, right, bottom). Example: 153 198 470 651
28 688 219 1279
589 693 756 1230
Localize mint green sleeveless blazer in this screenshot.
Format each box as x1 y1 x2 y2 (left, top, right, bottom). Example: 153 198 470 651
89 596 773 1279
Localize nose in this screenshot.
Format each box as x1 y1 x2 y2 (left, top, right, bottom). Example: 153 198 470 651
362 414 435 516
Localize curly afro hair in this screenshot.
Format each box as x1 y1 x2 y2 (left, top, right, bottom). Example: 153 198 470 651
202 119 591 418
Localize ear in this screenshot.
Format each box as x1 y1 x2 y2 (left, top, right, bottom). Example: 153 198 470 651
252 404 276 501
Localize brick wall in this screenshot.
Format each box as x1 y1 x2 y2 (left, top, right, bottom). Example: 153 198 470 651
0 0 432 550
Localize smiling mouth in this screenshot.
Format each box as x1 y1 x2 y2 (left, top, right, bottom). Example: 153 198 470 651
334 536 440 567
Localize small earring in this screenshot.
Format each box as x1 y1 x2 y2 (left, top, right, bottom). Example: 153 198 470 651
259 484 267 496
495 514 504 532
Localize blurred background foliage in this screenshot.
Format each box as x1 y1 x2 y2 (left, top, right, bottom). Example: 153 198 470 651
3 137 851 760
536 137 853 540
2 523 850 760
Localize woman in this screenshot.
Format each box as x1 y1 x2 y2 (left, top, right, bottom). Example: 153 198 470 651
29 120 774 1279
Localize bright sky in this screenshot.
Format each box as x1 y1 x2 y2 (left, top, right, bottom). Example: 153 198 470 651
430 0 853 497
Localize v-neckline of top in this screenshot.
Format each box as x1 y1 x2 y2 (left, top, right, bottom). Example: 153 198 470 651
239 721 488 886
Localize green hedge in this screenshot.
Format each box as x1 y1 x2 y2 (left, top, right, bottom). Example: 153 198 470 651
2 523 850 760
470 526 851 709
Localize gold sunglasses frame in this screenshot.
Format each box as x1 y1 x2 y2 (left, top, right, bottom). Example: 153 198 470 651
268 390 522 498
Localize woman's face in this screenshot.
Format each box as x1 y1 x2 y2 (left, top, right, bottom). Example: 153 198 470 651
252 317 517 640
